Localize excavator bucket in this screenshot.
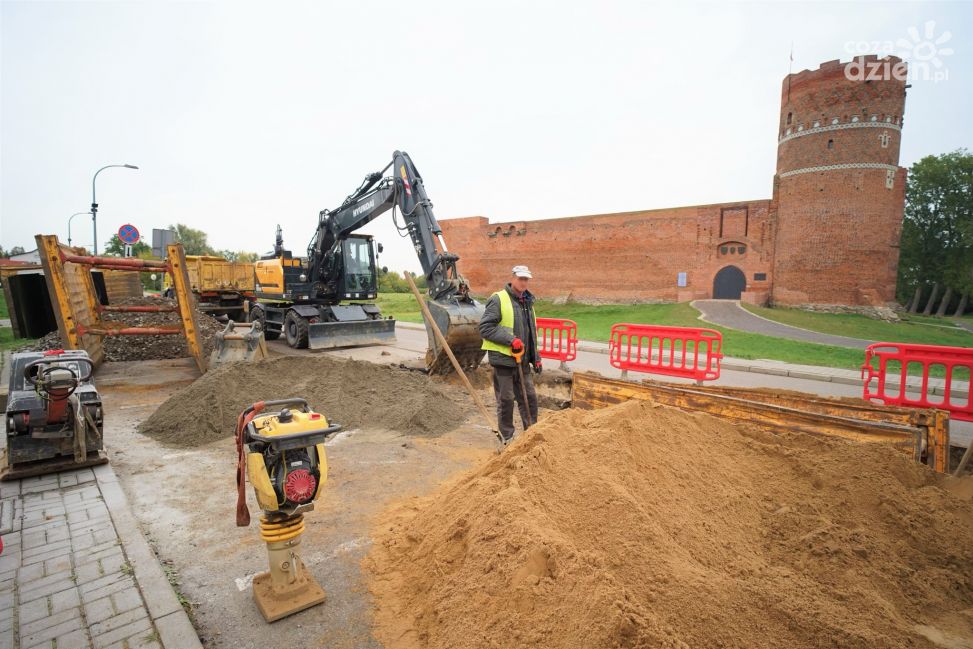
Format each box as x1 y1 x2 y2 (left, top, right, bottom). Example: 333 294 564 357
210 321 269 368
307 318 396 350
423 298 486 374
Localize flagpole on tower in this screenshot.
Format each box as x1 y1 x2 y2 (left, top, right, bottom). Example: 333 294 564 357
787 42 794 101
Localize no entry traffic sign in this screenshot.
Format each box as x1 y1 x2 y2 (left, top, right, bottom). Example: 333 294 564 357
118 224 140 245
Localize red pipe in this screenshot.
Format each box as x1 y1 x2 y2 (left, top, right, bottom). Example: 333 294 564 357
99 305 180 313
76 324 183 336
59 250 170 270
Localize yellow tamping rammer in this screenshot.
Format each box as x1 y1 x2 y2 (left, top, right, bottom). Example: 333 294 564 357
234 398 341 622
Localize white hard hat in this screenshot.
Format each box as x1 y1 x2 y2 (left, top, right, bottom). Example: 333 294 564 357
512 265 532 278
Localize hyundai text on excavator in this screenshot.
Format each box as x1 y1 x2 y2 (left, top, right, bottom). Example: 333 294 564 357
250 151 485 373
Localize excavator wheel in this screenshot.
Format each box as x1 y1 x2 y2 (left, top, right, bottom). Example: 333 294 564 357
249 306 280 341
284 310 310 349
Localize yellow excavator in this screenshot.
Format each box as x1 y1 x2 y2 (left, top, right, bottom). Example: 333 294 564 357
250 150 484 373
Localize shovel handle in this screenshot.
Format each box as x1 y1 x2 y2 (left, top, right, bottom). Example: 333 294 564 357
404 272 506 449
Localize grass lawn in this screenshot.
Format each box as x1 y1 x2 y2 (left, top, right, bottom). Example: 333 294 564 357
742 304 973 348
374 293 424 324
0 326 34 352
0 290 8 319
538 300 867 371
376 293 868 371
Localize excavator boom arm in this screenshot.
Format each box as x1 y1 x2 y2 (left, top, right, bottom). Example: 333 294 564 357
295 150 484 373
308 151 470 302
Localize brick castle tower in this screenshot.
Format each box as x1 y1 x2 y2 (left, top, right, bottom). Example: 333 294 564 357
771 56 908 306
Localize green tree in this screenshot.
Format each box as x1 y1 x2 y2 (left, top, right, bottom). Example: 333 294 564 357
103 234 151 257
897 149 973 314
0 245 29 257
378 268 408 293
217 250 258 263
377 268 428 293
168 223 215 256
135 248 164 292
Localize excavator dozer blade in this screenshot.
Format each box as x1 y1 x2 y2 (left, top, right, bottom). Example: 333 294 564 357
423 298 485 374
307 318 397 350
210 322 269 368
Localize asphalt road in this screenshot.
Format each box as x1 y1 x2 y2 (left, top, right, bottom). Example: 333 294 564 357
693 299 875 349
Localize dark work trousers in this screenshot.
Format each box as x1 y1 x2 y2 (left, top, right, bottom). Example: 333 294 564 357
492 364 538 440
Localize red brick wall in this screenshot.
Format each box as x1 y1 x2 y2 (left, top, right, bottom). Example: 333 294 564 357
772 56 907 305
441 202 774 302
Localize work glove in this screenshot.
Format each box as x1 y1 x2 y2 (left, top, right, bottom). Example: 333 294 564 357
511 338 524 354
533 360 543 374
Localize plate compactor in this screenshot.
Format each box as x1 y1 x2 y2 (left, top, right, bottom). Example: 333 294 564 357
2 350 106 481
235 398 341 622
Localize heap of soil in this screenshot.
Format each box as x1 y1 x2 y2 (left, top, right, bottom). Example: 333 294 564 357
365 400 973 649
19 296 224 361
139 355 471 446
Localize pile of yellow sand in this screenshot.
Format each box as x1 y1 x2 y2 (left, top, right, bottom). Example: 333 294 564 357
365 400 973 649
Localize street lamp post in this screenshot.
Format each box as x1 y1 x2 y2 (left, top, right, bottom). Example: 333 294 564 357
91 164 138 255
67 211 91 247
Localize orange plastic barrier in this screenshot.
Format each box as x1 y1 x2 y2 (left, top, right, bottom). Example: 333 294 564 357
536 317 578 366
609 324 722 382
862 342 973 422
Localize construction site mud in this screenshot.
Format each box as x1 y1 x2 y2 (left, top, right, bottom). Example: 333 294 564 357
65 349 973 649
138 355 473 447
96 357 495 649
365 399 973 649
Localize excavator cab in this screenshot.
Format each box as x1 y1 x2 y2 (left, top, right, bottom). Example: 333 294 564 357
337 236 378 299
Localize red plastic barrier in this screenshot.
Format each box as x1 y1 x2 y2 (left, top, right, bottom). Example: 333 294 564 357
609 324 722 382
536 317 578 364
862 342 973 422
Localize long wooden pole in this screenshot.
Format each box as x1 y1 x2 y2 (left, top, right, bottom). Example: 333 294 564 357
954 442 973 477
404 272 505 448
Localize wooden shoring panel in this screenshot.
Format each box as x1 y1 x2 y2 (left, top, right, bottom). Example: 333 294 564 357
167 243 207 373
35 235 105 365
571 372 950 473
102 270 142 301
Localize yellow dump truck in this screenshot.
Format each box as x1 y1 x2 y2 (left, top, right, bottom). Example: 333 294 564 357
164 255 255 321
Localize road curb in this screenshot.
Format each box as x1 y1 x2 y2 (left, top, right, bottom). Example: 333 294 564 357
397 320 959 394
93 463 203 649
402 321 864 386
397 321 425 331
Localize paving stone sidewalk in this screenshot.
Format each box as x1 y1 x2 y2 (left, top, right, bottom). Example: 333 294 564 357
0 465 201 649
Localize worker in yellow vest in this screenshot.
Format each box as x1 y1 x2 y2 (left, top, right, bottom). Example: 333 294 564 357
479 265 541 442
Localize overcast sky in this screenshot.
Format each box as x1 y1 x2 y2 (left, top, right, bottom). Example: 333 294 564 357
2 0 970 272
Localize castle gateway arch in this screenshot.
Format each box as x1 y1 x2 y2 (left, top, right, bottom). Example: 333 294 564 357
713 266 746 299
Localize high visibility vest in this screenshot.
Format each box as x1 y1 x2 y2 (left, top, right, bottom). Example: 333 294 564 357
481 290 536 356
